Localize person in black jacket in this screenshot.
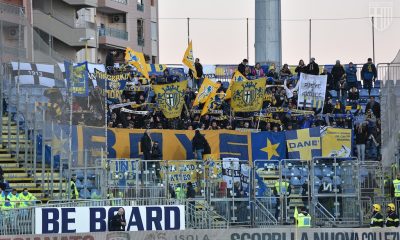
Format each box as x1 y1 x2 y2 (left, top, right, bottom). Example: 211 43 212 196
238 59 248 75
109 208 126 231
106 51 116 74
192 130 208 160
151 141 162 179
189 58 204 89
331 60 345 93
140 130 152 160
295 59 307 78
361 58 377 94
355 123 368 162
365 96 380 118
321 69 334 92
306 58 319 75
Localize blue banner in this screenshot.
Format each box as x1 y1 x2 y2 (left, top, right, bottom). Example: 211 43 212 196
65 61 89 97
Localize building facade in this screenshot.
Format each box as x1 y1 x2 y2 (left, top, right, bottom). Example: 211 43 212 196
0 0 159 64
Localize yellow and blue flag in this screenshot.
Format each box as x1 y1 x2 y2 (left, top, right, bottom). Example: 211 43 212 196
251 132 286 161
225 70 247 99
193 77 220 106
153 80 188 119
285 127 321 160
125 47 149 80
231 77 266 112
147 64 167 76
182 40 197 78
65 61 89 97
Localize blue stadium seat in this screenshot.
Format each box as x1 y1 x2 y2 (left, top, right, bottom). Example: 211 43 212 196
290 167 301 177
300 167 309 177
322 166 333 177
75 179 83 189
314 176 322 187
321 177 333 184
83 179 94 189
374 80 381 88
79 189 91 199
357 81 362 89
359 89 369 98
314 167 323 177
282 167 291 178
332 176 342 186
370 88 379 97
290 177 302 186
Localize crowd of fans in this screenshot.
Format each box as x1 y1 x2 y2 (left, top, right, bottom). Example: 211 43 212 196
103 57 381 160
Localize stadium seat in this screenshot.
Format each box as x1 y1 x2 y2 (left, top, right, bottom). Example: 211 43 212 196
314 176 322 187
321 177 333 185
370 88 379 97
357 81 362 89
290 167 301 177
300 167 309 177
374 80 381 88
359 89 369 98
322 166 333 177
91 189 102 199
79 189 91 199
282 167 291 178
75 179 83 189
332 176 342 186
314 167 323 177
290 177 302 186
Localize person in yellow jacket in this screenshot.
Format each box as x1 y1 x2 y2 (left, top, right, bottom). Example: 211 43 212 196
1 198 14 210
370 204 384 228
7 189 20 208
19 188 37 208
296 207 312 228
175 184 185 200
70 174 79 200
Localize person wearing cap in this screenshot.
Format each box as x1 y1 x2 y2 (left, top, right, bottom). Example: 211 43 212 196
238 59 248 76
306 58 319 75
19 188 37 208
70 174 79 200
370 204 384 228
385 203 399 227
361 58 377 95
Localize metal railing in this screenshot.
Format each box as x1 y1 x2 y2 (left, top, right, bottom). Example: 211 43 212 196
0 1 25 15
98 27 128 40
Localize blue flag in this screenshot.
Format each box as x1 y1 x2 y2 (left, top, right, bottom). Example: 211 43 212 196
285 127 321 160
251 131 286 161
65 61 89 97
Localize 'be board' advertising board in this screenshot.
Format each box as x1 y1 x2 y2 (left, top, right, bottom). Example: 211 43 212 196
35 205 185 234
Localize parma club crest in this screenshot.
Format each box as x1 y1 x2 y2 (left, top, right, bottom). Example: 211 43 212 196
231 78 266 112
153 81 188 118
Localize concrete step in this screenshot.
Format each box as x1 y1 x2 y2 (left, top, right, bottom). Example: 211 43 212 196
3 172 28 178
7 177 33 183
0 162 19 168
2 167 26 173
9 182 38 188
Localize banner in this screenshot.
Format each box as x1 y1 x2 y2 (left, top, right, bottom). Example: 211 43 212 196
201 89 222 116
251 131 286 161
35 205 185 234
193 77 220 106
65 61 89 97
297 73 327 109
321 127 352 157
285 127 321 160
125 47 149 79
94 69 130 99
147 64 167 76
153 80 188 119
7 227 400 240
11 62 62 88
182 40 197 78
231 78 266 112
225 70 247 99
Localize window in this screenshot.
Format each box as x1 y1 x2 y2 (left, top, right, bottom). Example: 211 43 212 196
137 19 144 46
137 0 144 11
151 0 155 6
151 22 157 40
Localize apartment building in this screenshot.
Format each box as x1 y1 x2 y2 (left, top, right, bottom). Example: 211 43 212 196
0 0 159 64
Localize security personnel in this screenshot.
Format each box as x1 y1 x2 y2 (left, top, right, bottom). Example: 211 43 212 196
70 174 79 200
7 189 20 208
175 184 185 200
19 188 37 208
1 198 14 210
370 204 384 228
386 203 399 227
297 208 312 228
273 176 291 220
393 174 400 198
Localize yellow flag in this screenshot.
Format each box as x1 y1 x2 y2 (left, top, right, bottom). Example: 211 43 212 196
193 77 220 106
225 71 247 99
125 47 149 80
294 206 299 220
182 41 197 79
201 90 219 116
231 78 266 112
153 80 188 119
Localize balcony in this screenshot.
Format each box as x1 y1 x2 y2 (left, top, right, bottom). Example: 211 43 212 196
61 0 97 8
97 0 128 13
0 2 26 25
98 27 129 49
137 3 144 12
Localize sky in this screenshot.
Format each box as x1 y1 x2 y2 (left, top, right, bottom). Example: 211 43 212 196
158 0 400 65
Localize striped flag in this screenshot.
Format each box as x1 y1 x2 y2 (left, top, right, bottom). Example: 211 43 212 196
11 62 64 88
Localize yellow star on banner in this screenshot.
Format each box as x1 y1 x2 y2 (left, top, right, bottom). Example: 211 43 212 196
51 136 68 155
261 138 280 160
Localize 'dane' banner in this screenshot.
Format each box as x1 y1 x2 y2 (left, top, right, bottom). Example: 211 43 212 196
321 127 352 157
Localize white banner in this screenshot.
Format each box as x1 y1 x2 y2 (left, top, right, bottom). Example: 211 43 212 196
35 205 185 234
297 73 327 110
